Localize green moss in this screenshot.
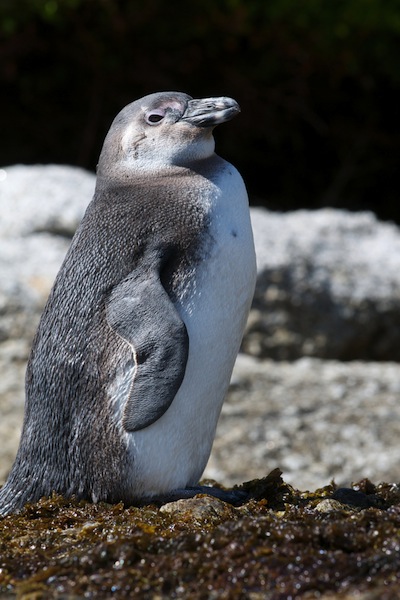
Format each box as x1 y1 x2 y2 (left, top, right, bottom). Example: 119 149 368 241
1 471 400 598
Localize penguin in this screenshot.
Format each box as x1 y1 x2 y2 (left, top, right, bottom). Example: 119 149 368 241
0 92 256 514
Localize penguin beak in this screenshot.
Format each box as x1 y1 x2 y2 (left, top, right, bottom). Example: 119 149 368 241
181 97 240 127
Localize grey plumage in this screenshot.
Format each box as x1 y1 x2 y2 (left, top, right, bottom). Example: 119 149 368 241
0 92 256 514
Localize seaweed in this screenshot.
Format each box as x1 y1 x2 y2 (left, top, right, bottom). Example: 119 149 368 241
0 470 399 598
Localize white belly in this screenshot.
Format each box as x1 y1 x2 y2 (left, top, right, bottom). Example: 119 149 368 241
128 162 256 496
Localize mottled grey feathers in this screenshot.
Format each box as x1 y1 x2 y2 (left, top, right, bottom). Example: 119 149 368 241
0 91 244 515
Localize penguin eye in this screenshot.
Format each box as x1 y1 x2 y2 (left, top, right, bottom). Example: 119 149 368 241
145 111 165 125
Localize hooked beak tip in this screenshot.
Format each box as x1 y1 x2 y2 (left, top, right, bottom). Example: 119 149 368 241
182 96 240 128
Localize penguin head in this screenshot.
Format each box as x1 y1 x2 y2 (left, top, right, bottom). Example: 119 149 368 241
97 92 240 178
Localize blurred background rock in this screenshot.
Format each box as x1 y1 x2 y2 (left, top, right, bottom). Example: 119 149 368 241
1 1 400 491
2 166 400 491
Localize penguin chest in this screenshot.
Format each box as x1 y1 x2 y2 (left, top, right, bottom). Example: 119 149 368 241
128 164 256 495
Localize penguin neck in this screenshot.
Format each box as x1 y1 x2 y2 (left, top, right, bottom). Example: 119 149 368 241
96 153 223 189
97 127 216 182
172 135 216 166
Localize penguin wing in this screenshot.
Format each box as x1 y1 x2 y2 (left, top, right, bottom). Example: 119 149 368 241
106 271 189 432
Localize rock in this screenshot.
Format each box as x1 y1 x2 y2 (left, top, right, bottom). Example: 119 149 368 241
3 348 399 491
159 495 235 523
4 166 400 364
314 499 358 514
0 164 94 238
0 164 94 483
0 164 95 345
244 207 400 360
204 354 400 491
1 165 400 492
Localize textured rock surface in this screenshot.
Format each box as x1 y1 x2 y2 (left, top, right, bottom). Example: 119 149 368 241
1 164 400 492
0 165 94 483
2 349 400 490
205 354 400 490
246 207 400 360
0 164 94 344
3 165 400 364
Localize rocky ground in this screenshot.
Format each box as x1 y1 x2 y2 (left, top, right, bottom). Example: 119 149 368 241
1 164 400 493
1 471 400 599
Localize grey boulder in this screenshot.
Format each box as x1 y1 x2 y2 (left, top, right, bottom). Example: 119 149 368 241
1 164 400 491
245 207 400 360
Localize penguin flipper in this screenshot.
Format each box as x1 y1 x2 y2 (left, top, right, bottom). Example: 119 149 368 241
106 272 189 432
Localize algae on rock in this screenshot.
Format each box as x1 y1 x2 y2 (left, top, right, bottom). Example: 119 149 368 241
0 470 400 598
